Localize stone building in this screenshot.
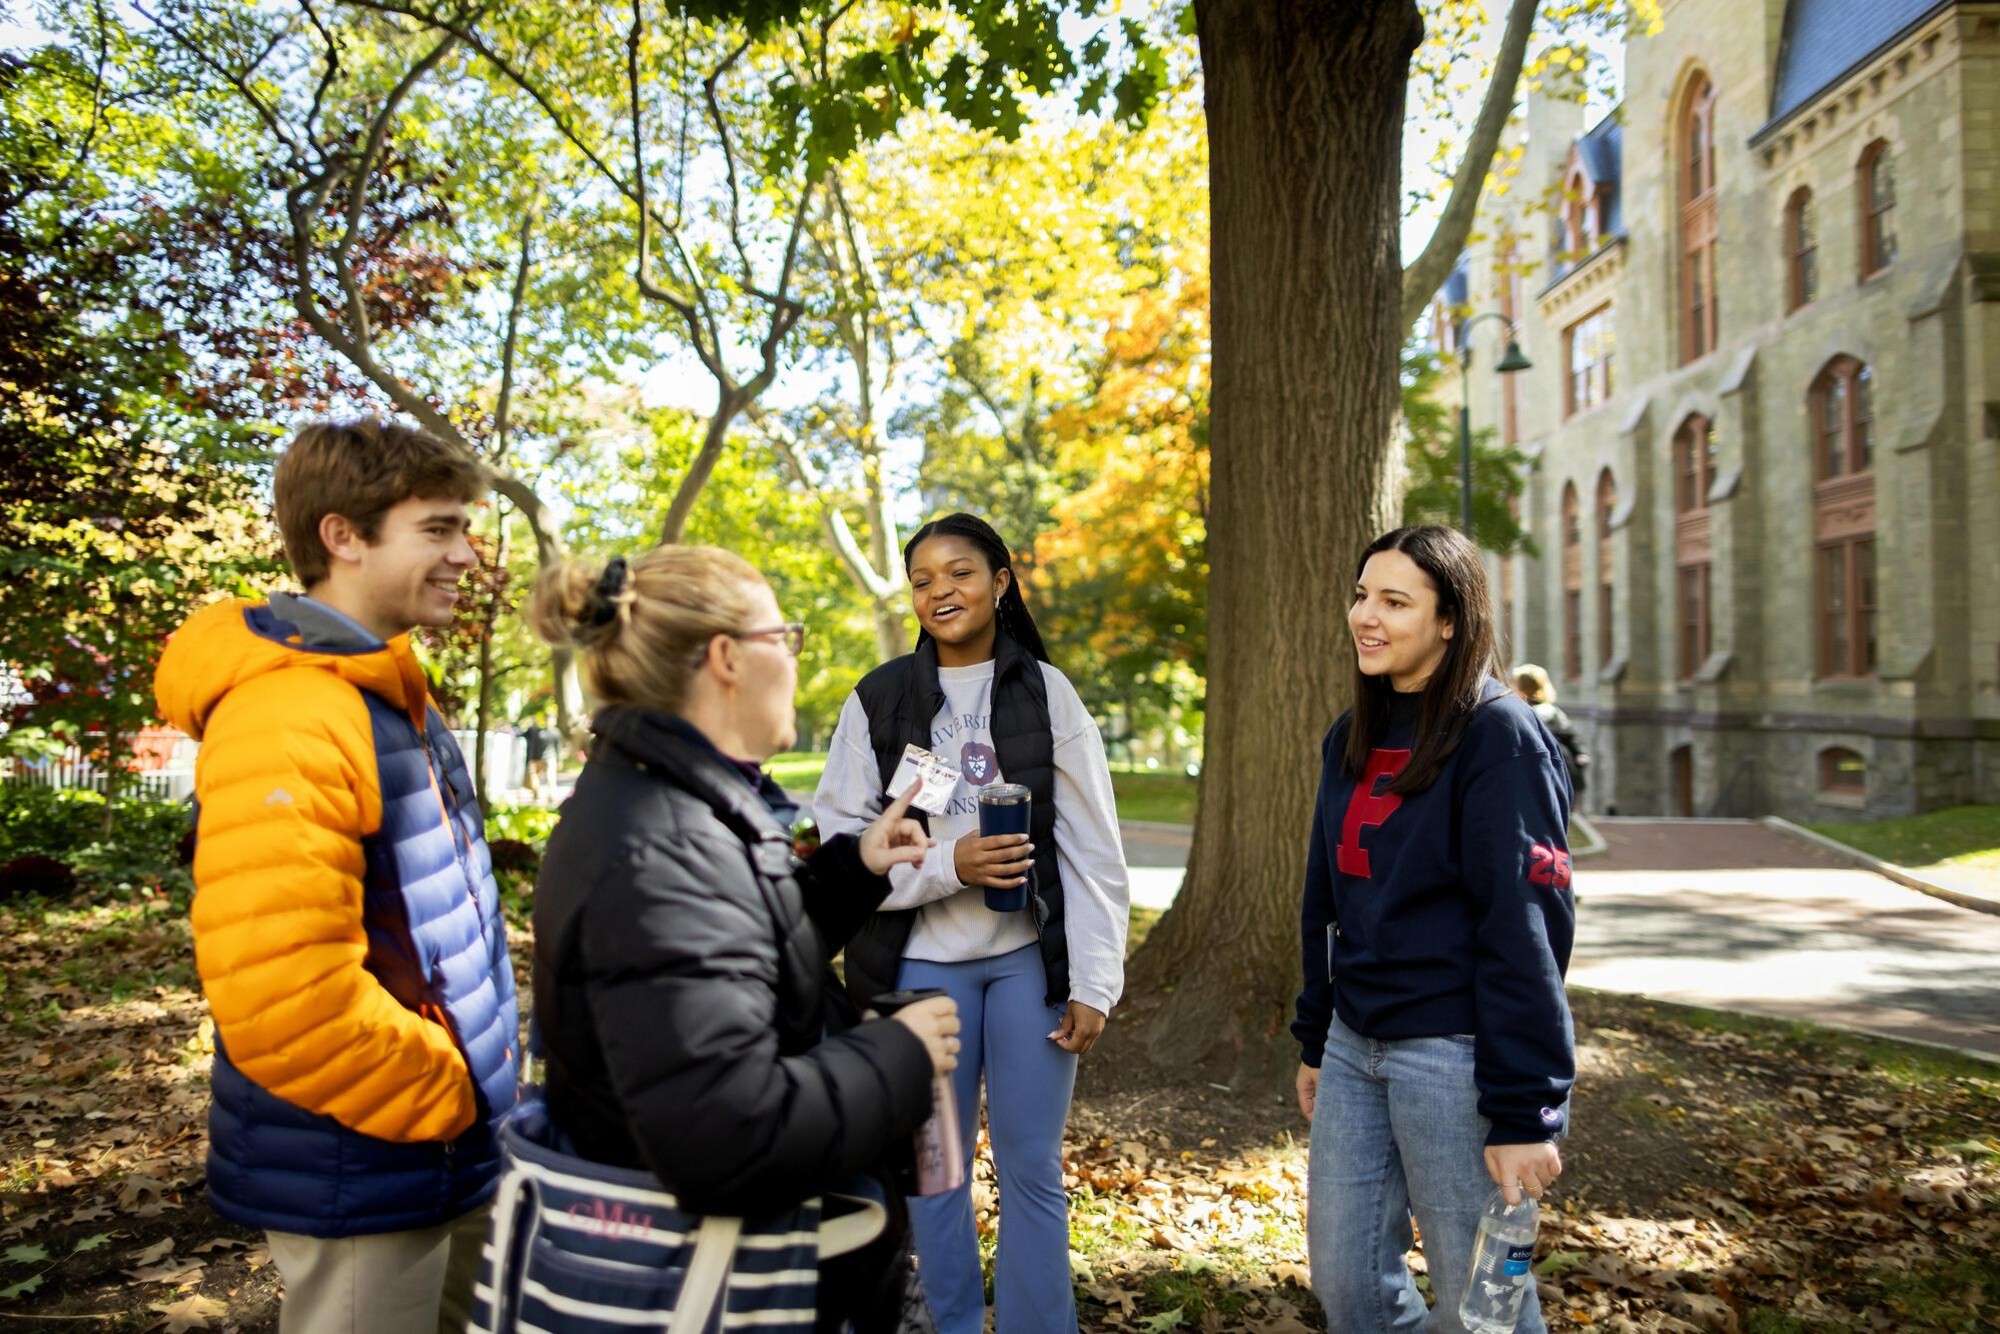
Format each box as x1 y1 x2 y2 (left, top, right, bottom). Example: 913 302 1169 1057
1438 0 2000 821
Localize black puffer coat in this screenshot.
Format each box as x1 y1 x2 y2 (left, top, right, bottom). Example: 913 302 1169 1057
532 706 935 1327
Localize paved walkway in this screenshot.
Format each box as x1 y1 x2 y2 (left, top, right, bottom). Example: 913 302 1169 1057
1115 817 2000 1058
1571 819 2000 1057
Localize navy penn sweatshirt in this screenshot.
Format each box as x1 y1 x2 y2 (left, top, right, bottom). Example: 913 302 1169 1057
1291 679 1577 1145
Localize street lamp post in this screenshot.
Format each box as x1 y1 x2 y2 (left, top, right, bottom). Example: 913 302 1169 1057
1455 311 1533 542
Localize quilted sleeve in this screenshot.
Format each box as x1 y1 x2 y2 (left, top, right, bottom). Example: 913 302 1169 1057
190 669 477 1142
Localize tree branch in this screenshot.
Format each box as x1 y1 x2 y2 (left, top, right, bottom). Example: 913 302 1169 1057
751 406 899 601
494 204 537 459
297 0 344 142
335 23 466 269
701 38 757 285
53 0 112 190
627 1 719 374
1400 0 1538 332
133 1 302 162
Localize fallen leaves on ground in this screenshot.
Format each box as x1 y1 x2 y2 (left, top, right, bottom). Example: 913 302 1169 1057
2 896 1993 1331
0 897 275 1326
151 1292 229 1331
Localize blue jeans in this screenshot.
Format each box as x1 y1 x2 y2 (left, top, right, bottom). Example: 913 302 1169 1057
898 945 1078 1334
1308 1013 1548 1333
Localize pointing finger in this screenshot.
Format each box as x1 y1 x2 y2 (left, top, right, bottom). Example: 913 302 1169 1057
883 781 922 822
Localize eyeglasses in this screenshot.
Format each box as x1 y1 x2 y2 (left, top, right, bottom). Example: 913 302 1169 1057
731 622 805 657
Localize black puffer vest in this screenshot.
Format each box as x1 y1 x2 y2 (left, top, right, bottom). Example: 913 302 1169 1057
842 633 1068 1009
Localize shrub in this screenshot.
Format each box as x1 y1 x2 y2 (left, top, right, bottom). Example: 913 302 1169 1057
0 853 78 899
0 787 108 862
486 803 559 851
488 838 540 878
0 788 194 898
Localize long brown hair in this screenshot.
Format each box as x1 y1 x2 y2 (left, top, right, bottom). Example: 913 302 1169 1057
1342 525 1501 796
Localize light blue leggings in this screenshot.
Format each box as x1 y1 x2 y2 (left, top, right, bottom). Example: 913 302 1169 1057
898 944 1078 1334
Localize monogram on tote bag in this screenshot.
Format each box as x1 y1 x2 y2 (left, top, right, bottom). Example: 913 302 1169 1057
468 1093 888 1334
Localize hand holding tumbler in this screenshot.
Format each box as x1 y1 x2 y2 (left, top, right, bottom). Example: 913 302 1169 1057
976 784 1033 913
871 988 966 1196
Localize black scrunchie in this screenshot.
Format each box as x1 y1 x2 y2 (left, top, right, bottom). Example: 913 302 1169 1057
587 556 629 627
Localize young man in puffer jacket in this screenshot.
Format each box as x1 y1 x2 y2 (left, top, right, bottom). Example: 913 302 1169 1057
155 418 518 1333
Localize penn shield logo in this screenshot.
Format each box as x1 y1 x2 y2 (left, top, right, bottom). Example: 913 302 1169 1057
959 741 1000 786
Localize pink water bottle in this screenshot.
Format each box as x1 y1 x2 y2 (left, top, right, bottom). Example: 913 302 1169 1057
871 988 967 1196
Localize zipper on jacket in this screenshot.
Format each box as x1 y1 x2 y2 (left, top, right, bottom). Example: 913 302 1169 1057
422 726 494 961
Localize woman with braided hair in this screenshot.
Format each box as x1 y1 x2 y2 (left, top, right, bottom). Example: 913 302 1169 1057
814 514 1131 1334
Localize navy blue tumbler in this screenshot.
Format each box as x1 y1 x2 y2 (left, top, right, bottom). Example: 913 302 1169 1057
977 783 1032 913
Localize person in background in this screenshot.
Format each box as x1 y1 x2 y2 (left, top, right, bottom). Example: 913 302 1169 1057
1295 525 1576 1332
527 544 960 1331
155 417 517 1333
814 512 1130 1334
520 711 561 800
1511 663 1588 800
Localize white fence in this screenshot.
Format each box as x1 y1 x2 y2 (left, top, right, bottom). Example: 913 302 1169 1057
5 729 529 805
1 732 199 802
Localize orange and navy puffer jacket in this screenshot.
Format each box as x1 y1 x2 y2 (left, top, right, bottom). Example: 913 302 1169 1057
156 596 519 1238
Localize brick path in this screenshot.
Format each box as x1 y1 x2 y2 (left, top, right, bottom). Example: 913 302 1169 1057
1572 819 2000 1057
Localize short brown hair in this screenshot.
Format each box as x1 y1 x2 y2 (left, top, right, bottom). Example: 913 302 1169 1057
273 418 487 585
529 546 766 714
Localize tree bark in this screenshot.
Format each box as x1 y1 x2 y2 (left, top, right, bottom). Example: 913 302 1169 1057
1123 0 1421 1083
473 518 506 812
862 449 907 663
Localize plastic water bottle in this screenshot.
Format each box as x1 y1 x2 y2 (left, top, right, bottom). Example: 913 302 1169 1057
1457 1187 1539 1333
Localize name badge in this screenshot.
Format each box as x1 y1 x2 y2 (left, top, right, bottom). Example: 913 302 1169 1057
887 744 961 816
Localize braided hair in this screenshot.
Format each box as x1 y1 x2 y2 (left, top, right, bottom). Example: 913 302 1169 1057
903 513 1051 664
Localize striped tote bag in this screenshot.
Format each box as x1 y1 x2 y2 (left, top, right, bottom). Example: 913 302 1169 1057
468 1095 886 1334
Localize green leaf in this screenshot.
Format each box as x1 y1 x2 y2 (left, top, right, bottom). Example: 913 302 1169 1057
0 1273 43 1301
2 1244 47 1264
1177 3 1198 37
73 1233 114 1253
1137 1308 1184 1333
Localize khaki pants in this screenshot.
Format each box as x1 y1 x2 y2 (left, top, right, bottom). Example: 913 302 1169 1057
266 1204 489 1334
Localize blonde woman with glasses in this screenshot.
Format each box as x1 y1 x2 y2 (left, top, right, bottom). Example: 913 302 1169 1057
526 546 960 1332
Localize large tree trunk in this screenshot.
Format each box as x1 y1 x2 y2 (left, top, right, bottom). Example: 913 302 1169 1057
473 520 507 812
1123 0 1420 1083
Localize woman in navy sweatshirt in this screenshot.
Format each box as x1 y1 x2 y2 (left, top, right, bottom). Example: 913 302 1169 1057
1292 524 1576 1332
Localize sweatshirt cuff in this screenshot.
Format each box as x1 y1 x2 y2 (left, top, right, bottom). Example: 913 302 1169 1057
1068 984 1118 1017
1484 1104 1568 1146
938 833 966 891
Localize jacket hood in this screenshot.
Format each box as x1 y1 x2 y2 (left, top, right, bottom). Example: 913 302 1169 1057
155 597 432 741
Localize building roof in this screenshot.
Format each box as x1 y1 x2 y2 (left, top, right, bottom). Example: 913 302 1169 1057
1762 0 1954 135
1543 110 1625 292
1576 114 1624 240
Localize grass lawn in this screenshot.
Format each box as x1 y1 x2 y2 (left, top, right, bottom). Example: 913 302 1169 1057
764 750 828 793
1805 804 2000 894
1107 769 1197 825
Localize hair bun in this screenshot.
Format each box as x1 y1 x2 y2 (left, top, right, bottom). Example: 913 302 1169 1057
529 559 624 650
